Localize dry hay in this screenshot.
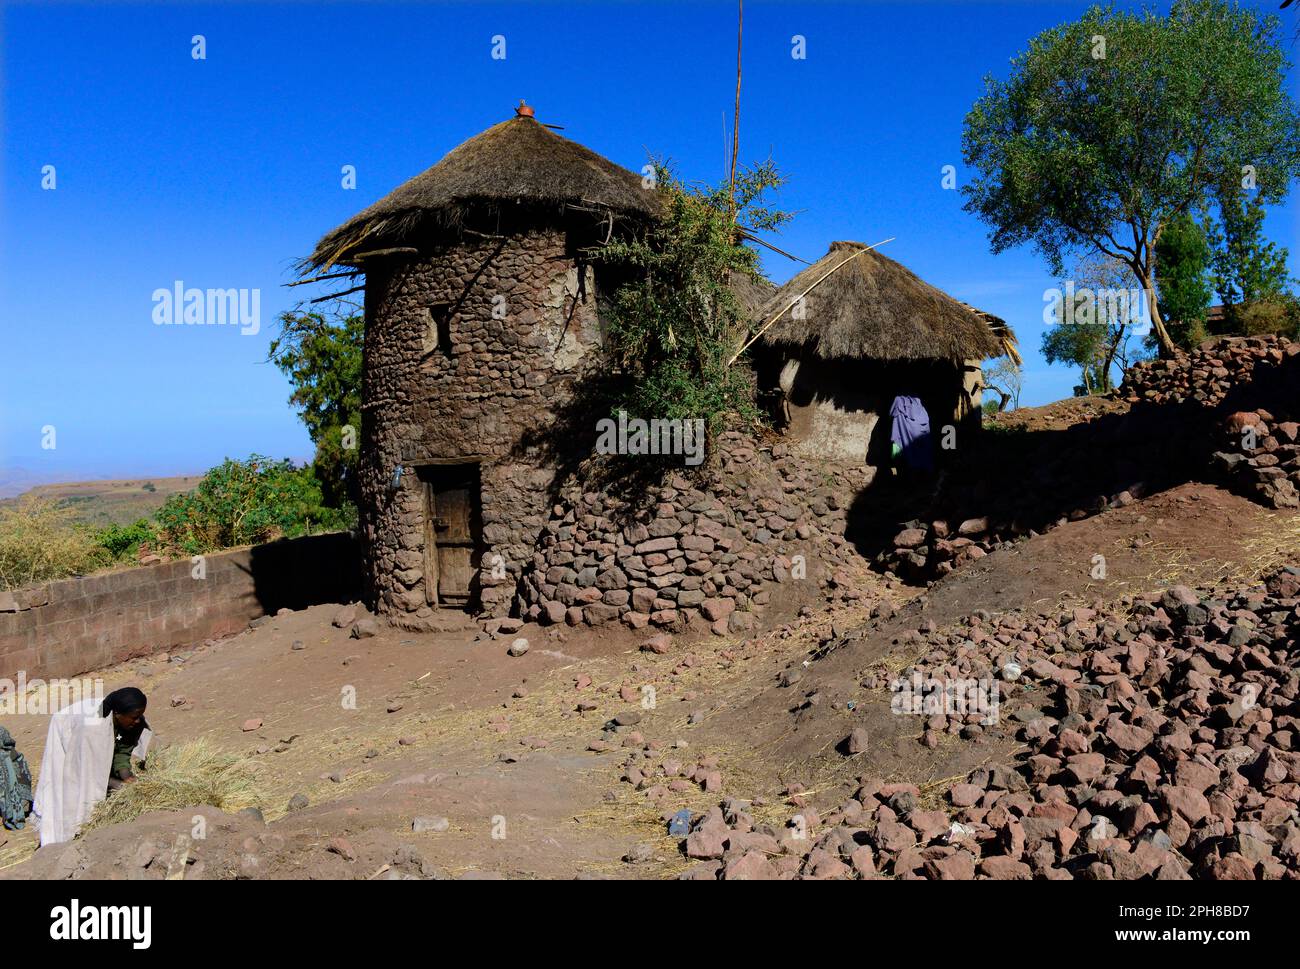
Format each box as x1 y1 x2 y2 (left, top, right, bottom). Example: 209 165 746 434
81 737 264 833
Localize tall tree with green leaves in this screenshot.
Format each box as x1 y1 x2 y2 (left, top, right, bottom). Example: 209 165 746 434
267 309 363 508
962 0 1300 357
1041 253 1142 394
1207 179 1295 326
1155 211 1213 348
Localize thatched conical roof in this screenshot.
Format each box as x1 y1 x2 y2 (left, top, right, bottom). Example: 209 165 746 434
728 271 777 320
756 241 1005 362
308 106 659 270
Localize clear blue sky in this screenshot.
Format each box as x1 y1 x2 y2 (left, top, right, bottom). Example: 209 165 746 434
2 0 1296 483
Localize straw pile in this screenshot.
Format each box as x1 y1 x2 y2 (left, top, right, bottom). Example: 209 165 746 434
81 738 264 833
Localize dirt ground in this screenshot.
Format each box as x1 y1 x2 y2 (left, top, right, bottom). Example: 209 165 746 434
2 479 1295 880
986 395 1130 434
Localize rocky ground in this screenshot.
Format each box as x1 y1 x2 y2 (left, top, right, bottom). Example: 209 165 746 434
678 566 1300 880
4 342 1299 880
2 472 1294 880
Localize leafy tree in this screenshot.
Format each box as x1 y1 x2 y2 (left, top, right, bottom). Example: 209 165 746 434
962 0 1300 357
267 310 363 508
982 357 1023 412
154 456 347 554
1155 212 1213 348
1042 320 1109 396
586 161 790 449
1041 253 1143 394
1206 179 1295 330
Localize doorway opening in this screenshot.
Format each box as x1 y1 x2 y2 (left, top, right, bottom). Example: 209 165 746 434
417 463 483 610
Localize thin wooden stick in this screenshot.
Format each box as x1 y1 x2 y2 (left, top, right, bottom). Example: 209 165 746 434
309 284 366 303
727 237 895 366
736 227 810 264
285 269 359 288
351 247 419 261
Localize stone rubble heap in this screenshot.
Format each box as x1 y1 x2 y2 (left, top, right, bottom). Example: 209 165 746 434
677 567 1300 879
1206 338 1300 511
515 430 876 633
1122 334 1296 407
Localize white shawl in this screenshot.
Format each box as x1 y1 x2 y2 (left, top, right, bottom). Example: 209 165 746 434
32 697 152 846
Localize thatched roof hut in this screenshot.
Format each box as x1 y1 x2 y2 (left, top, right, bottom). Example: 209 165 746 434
753 241 1016 467
318 105 665 625
757 241 1004 362
308 104 659 271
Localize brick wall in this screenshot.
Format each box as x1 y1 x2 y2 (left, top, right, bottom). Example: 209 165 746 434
0 532 359 681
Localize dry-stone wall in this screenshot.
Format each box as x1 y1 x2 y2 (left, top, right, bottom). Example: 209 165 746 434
514 430 876 634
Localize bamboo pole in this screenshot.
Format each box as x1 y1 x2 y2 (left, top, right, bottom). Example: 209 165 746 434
726 237 895 366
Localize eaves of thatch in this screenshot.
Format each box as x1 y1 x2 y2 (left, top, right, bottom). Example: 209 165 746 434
728 271 777 321
958 301 1021 366
307 106 660 271
756 241 1006 363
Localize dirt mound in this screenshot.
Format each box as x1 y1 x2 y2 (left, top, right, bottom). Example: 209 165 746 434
693 481 1296 792
988 395 1128 434
875 337 1300 585
871 402 1217 582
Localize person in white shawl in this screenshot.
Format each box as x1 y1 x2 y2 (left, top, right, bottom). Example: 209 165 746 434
32 687 152 846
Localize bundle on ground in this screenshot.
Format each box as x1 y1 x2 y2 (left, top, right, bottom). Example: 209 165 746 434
82 738 264 833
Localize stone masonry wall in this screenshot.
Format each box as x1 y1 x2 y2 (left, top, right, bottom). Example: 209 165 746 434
359 225 606 627
515 430 877 635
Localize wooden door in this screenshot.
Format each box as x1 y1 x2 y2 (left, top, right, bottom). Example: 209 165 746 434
419 465 481 608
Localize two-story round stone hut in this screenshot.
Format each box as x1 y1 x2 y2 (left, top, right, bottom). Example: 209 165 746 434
306 105 658 627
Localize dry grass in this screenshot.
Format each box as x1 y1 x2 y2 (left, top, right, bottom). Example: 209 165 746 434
0 495 100 590
81 737 265 833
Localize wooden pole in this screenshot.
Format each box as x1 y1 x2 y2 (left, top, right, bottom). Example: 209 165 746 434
309 284 366 304
728 0 743 224
726 237 895 366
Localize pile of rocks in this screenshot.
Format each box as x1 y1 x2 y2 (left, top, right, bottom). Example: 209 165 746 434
1213 410 1300 509
515 430 875 633
678 567 1300 879
1122 334 1296 407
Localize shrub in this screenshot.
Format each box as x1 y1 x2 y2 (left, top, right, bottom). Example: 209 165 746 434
95 518 157 562
0 496 100 590
154 455 340 555
588 161 790 450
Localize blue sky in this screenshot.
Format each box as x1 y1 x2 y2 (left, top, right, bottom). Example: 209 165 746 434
1 0 1297 484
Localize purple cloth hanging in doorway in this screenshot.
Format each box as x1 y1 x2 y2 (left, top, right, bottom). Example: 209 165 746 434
889 395 933 471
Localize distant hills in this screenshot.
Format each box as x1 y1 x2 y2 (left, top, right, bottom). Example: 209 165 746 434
0 475 201 527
